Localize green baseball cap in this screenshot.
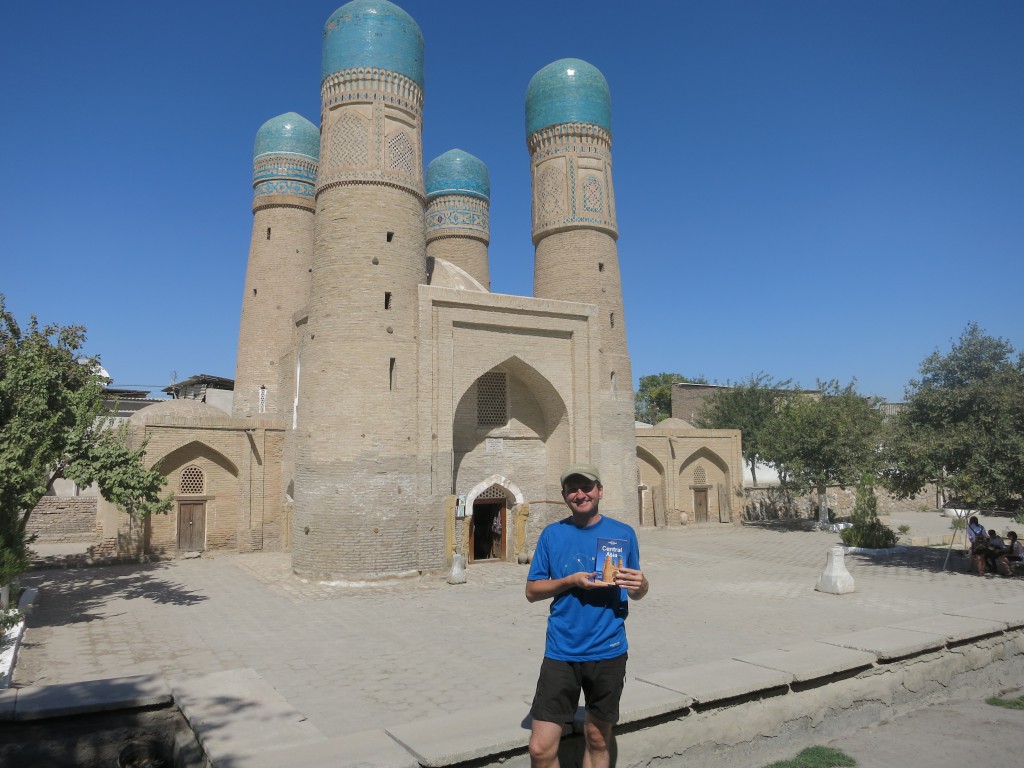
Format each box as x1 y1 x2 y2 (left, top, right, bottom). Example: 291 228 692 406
560 464 602 487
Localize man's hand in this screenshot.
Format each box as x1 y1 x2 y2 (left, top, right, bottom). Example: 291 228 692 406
613 566 649 600
526 571 607 602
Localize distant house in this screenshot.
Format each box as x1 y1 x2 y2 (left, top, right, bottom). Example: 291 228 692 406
163 374 234 416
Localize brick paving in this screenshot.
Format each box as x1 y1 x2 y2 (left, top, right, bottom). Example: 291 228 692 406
14 512 1023 740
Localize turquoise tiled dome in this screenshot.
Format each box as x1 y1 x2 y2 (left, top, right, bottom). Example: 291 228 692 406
525 58 611 136
253 113 320 160
322 0 424 86
425 149 490 202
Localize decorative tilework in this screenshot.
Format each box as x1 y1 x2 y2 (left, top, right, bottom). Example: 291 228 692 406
254 113 319 161
425 149 490 201
538 164 567 218
425 193 490 240
322 1 424 86
252 155 318 186
254 180 315 198
330 112 371 169
526 58 611 136
386 130 415 175
582 175 602 213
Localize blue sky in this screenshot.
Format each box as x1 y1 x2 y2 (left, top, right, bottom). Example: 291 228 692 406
2 1 1021 402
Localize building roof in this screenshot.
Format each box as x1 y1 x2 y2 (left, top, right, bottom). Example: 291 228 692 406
526 58 611 136
425 149 490 201
321 0 424 86
253 113 319 161
128 398 228 426
162 374 235 395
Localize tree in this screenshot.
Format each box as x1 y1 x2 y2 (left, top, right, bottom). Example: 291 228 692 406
634 372 705 424
0 296 172 586
762 380 883 526
881 323 1024 511
692 372 792 484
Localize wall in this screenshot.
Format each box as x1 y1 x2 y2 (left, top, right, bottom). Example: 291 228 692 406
25 498 98 543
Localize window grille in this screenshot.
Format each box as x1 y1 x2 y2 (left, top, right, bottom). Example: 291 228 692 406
478 485 507 500
258 385 267 414
693 466 706 485
180 465 205 495
477 371 507 427
387 131 415 175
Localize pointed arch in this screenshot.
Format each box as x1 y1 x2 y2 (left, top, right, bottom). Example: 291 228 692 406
465 474 525 510
149 439 239 478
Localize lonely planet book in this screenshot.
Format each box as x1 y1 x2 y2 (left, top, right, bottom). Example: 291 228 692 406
597 537 629 583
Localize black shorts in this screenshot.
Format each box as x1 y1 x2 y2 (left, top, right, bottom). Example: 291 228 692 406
530 654 627 726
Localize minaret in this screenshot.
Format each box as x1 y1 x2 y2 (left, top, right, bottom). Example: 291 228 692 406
425 149 491 289
292 0 428 581
233 113 319 418
526 58 638 521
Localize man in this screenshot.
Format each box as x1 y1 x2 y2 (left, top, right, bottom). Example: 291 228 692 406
526 464 649 768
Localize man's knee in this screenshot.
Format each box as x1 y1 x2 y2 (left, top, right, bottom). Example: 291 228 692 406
529 720 562 765
583 716 612 752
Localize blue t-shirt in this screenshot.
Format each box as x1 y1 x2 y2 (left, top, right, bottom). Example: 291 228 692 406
528 515 640 661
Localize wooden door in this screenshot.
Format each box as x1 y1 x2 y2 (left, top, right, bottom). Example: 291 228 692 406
693 489 709 523
177 501 206 551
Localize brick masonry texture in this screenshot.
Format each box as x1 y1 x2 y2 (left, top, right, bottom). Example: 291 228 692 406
26 497 99 542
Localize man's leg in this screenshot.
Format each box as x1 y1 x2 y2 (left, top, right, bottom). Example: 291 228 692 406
581 714 613 768
529 719 563 768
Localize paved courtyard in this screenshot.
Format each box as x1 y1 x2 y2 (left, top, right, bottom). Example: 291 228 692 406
14 510 1023 744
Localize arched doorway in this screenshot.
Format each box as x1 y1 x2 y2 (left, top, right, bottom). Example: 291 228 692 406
469 495 506 562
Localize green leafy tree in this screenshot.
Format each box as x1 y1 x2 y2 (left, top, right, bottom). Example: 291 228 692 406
0 296 172 586
634 372 705 424
881 323 1024 510
762 380 883 525
693 372 792 484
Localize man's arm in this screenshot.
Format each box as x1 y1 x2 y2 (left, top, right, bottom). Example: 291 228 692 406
526 571 606 602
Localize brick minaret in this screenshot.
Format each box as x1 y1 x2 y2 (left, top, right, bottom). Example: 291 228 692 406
425 149 490 289
233 113 319 418
292 0 428 580
527 59 638 521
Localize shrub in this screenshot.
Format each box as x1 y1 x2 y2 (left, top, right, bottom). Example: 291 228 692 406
840 475 899 548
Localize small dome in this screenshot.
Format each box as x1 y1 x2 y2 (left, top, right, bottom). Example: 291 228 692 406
425 149 490 201
129 399 228 426
322 0 424 86
253 113 319 161
525 58 611 136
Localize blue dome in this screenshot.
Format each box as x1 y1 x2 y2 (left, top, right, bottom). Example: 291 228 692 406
322 0 424 86
525 58 611 136
425 149 490 201
253 113 320 160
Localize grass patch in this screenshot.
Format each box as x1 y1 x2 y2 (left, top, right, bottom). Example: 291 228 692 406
763 746 856 768
986 694 1024 710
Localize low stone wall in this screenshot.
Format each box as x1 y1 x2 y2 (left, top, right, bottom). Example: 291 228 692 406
25 498 98 543
744 483 940 522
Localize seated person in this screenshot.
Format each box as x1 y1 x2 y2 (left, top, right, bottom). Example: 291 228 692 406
986 530 1007 574
967 517 989 575
995 531 1022 577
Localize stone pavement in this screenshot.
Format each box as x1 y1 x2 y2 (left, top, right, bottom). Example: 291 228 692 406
11 510 1024 762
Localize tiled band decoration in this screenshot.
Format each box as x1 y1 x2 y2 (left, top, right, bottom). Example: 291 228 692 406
426 194 490 239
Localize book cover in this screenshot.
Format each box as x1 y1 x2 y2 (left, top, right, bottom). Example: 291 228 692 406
596 537 629 583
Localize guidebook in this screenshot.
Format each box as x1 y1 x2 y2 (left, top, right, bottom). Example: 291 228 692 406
596 537 629 583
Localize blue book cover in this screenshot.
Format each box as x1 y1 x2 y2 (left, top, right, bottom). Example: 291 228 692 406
596 537 629 583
